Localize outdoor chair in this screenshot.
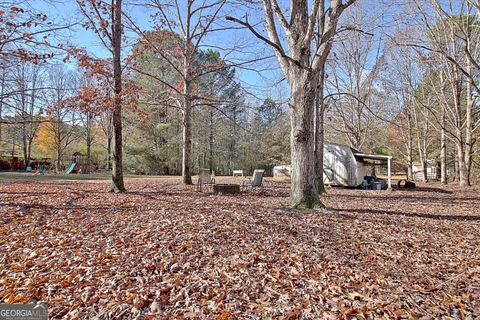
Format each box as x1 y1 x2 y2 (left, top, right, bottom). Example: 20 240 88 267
242 169 265 189
197 168 215 191
232 170 244 177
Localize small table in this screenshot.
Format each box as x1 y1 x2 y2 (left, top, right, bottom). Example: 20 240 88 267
213 184 241 195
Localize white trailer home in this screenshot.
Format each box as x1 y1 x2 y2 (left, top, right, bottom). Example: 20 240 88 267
274 143 393 189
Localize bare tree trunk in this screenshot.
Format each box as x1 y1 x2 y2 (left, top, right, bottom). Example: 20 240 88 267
440 107 447 184
27 138 33 169
106 134 112 170
227 0 355 208
181 38 193 185
416 133 427 183
109 0 126 192
209 106 214 173
315 67 325 194
452 75 469 187
19 81 29 168
290 72 320 208
456 141 468 187
22 122 28 168
453 152 459 182
55 118 62 173
86 114 92 173
406 112 413 180
465 64 474 186
182 90 193 185
0 66 5 142
416 121 429 183
454 81 468 186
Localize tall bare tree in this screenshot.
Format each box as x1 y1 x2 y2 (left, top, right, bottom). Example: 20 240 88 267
76 0 126 192
12 61 44 168
128 0 247 185
228 0 357 208
45 65 80 173
408 0 480 186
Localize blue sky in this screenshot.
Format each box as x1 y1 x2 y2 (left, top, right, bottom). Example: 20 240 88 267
30 0 404 106
31 0 285 105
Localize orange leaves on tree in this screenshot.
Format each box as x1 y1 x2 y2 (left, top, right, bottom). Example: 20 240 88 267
10 6 24 13
34 121 56 158
0 3 56 63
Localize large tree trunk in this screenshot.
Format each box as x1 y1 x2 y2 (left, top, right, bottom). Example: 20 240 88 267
181 91 193 185
465 64 474 186
109 0 126 193
180 5 194 184
106 134 112 170
226 0 354 208
314 67 325 194
456 141 469 187
416 134 428 183
452 74 469 187
209 106 214 173
86 116 92 174
289 71 321 209
406 112 413 181
454 153 459 182
27 138 33 169
20 88 29 168
181 48 193 184
0 66 5 142
55 123 62 173
440 108 448 184
22 123 29 168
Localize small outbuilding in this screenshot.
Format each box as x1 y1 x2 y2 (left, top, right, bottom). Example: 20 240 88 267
273 143 393 189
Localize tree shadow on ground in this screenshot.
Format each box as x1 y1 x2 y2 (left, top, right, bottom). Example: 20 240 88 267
329 207 480 222
335 193 479 203
402 186 454 194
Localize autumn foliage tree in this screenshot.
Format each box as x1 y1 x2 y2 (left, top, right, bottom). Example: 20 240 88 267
75 0 126 192
0 1 70 151
0 3 66 63
66 51 139 173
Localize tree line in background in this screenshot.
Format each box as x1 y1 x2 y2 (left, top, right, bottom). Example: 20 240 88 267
1 0 480 208
0 56 290 175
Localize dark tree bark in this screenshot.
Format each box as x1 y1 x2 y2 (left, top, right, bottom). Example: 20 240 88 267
181 81 193 185
290 71 319 208
227 0 356 208
85 113 93 173
405 112 413 181
106 134 112 170
209 106 214 172
315 67 325 194
109 0 126 192
440 115 448 184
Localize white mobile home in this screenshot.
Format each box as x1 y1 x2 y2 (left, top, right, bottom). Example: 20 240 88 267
273 144 393 188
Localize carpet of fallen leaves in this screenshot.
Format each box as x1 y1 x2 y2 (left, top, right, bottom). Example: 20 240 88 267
0 177 479 319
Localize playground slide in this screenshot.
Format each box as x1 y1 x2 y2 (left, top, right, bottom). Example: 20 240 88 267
65 163 77 175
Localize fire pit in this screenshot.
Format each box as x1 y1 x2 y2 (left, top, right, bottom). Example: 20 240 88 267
213 184 241 195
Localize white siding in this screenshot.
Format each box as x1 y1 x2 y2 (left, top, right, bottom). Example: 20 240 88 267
274 144 374 187
323 144 359 187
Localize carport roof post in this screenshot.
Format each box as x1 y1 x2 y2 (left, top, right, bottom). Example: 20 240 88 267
353 153 393 190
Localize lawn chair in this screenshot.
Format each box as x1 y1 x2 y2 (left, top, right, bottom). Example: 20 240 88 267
242 169 265 189
232 170 244 177
197 168 215 192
